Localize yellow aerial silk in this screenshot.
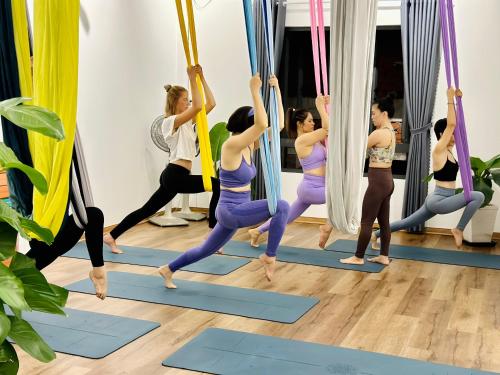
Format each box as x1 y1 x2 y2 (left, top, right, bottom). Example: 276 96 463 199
26 1 79 236
175 0 215 191
11 0 33 104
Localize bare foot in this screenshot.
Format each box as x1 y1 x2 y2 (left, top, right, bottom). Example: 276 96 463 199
248 228 261 248
103 233 124 254
371 232 380 250
339 256 364 265
89 267 107 300
367 255 390 265
158 265 177 289
318 224 333 249
259 253 276 282
451 228 463 248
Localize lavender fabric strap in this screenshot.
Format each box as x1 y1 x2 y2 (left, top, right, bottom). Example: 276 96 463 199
438 0 473 200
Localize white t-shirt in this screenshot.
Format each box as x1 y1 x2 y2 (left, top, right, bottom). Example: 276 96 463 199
162 115 197 163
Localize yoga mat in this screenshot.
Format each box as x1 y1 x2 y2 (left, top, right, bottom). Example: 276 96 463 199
66 272 319 324
163 328 496 374
64 242 250 275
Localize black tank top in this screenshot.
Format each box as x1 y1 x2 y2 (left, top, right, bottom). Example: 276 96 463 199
434 154 459 182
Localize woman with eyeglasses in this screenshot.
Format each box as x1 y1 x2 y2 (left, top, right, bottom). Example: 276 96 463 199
104 65 220 254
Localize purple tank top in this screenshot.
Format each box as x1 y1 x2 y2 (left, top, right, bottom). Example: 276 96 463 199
299 142 327 171
219 148 256 188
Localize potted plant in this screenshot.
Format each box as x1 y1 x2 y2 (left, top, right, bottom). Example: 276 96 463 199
0 97 67 374
462 155 500 244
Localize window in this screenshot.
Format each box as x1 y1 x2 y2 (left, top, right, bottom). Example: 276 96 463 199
278 26 409 178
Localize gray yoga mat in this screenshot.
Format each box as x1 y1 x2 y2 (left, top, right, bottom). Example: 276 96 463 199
163 328 496 375
10 308 159 359
327 239 500 270
63 242 250 275
66 272 319 324
222 240 384 273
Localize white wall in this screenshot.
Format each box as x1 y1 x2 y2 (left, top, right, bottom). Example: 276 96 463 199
75 0 500 231
77 0 180 225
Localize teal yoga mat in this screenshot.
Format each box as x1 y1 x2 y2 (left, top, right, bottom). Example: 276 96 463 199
327 239 500 269
9 308 159 359
163 328 496 374
222 240 384 272
63 242 250 275
66 272 319 324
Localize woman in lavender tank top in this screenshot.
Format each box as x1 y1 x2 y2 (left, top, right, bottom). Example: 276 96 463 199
159 74 289 288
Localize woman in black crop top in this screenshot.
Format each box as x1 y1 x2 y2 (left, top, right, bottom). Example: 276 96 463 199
371 88 484 249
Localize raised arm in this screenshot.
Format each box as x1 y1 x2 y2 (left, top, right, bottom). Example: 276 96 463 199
225 74 268 152
173 66 202 129
195 64 216 115
296 95 330 147
434 87 458 154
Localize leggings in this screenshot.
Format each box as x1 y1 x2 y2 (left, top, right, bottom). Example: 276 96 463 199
258 174 325 234
356 168 394 258
26 207 104 270
110 163 220 239
375 187 485 238
168 190 290 272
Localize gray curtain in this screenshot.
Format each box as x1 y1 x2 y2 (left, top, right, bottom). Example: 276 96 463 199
326 0 378 233
251 0 286 201
401 0 441 232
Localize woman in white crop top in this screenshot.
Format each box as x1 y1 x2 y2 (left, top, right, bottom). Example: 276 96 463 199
104 65 220 254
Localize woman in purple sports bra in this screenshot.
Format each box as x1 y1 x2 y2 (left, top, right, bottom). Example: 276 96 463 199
248 95 330 247
159 74 290 288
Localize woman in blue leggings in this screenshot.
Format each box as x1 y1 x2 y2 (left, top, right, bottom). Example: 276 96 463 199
159 74 289 288
372 87 484 249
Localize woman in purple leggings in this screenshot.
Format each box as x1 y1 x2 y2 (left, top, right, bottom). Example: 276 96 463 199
159 74 290 288
248 95 330 247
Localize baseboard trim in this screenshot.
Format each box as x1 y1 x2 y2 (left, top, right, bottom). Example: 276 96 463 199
105 207 500 241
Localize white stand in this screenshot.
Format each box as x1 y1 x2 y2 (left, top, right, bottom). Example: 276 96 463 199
149 201 189 227
173 194 207 221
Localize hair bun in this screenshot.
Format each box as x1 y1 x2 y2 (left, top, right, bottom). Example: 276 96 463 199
164 84 172 93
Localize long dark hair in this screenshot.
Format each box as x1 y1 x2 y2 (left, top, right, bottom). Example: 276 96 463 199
285 108 310 139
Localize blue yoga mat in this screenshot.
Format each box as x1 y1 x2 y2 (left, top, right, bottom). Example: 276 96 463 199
163 328 496 374
222 241 384 273
11 308 159 359
327 239 500 270
66 272 318 324
63 242 250 275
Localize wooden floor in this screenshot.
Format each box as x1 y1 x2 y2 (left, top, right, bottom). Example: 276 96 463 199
18 220 500 374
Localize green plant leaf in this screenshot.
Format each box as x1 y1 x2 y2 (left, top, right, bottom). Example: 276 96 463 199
10 254 67 315
0 223 18 262
0 263 29 311
209 122 230 170
48 284 69 308
0 310 11 344
0 200 54 244
472 177 494 207
0 98 64 140
491 169 500 187
19 218 53 244
0 143 48 194
0 342 19 375
0 97 27 110
484 153 500 170
470 157 487 178
423 172 434 183
7 316 55 362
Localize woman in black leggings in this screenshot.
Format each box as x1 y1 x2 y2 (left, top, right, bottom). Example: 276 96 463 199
104 65 219 253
